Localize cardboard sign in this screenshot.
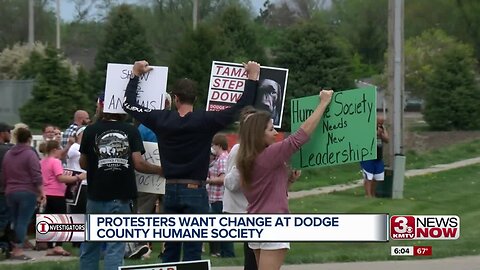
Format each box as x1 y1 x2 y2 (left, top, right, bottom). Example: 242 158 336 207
104 63 168 113
63 168 85 206
135 142 165 194
206 61 288 128
291 87 377 169
119 259 210 270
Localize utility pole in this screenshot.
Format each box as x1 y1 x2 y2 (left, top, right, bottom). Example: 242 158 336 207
28 0 34 46
387 0 406 199
193 0 198 30
56 0 61 49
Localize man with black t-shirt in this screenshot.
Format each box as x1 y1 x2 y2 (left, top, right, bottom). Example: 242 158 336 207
123 60 260 262
79 95 163 270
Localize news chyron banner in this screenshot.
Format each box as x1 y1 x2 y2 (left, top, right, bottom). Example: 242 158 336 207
86 214 388 242
36 214 85 242
119 260 210 270
390 215 460 240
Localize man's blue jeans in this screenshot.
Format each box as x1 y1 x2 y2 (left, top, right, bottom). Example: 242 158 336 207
6 191 37 248
162 184 209 262
80 199 131 270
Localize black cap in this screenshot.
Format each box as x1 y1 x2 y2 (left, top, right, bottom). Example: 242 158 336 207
0 122 13 132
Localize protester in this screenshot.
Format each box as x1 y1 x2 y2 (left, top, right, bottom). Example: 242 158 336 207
2 127 45 260
0 123 14 255
79 94 163 270
62 110 90 148
66 126 88 249
206 133 230 257
223 107 258 270
66 126 87 172
236 90 333 270
10 123 29 145
127 93 172 260
360 115 389 198
123 60 260 262
41 140 85 256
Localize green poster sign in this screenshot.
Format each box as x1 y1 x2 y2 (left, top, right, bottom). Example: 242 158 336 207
291 87 377 169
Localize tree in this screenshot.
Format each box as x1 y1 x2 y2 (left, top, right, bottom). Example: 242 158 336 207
168 24 228 109
330 0 388 73
168 4 267 108
19 47 89 129
89 4 155 100
404 29 467 99
212 5 267 63
0 42 46 79
0 0 56 51
273 19 354 130
423 44 480 130
257 0 327 27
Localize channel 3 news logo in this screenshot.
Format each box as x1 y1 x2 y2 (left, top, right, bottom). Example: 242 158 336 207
390 215 460 240
36 214 85 242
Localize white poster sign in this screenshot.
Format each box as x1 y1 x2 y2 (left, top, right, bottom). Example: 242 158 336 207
104 63 168 113
135 142 165 194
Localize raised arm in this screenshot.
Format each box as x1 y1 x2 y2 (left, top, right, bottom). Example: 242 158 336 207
300 90 333 136
122 60 160 126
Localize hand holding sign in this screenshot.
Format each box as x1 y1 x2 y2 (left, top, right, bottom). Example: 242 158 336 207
242 61 260 81
319 89 334 105
133 60 153 77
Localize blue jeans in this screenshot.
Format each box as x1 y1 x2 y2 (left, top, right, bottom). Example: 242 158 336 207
0 194 10 231
6 191 37 247
80 199 131 270
162 184 209 262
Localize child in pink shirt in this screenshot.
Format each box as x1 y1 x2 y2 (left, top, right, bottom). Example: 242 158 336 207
40 140 85 256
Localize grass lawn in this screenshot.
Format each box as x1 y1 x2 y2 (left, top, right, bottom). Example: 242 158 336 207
2 163 479 269
290 139 480 191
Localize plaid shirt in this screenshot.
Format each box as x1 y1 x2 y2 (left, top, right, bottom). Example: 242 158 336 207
207 151 228 203
61 123 78 148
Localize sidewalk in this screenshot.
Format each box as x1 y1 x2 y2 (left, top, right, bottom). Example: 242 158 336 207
288 156 480 199
212 255 480 270
0 249 76 265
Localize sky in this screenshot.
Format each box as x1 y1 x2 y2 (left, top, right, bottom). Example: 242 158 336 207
58 0 267 21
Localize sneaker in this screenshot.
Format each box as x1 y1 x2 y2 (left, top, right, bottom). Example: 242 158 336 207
128 245 149 260
141 248 152 259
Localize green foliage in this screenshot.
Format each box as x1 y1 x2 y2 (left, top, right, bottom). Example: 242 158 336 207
350 52 377 79
0 0 55 51
330 0 388 73
168 4 267 108
62 21 104 57
273 20 354 130
0 42 46 79
19 47 89 129
405 29 466 98
168 24 229 109
423 44 480 130
213 5 267 63
90 4 155 100
75 66 97 116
